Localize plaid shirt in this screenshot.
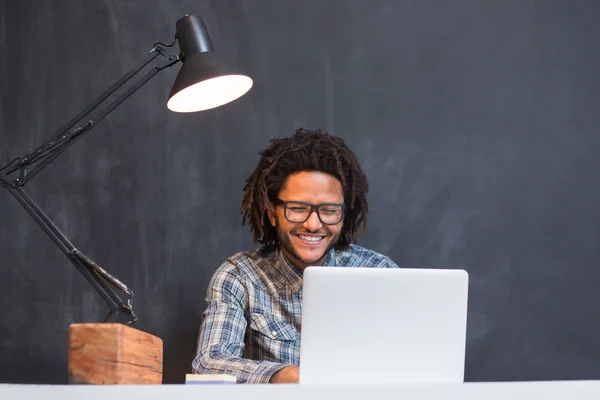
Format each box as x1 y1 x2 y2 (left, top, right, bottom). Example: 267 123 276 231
192 243 399 383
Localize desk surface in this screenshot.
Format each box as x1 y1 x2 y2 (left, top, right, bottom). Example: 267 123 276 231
1 380 600 400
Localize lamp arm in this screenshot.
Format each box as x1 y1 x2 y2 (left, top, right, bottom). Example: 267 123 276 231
2 44 180 183
0 43 181 324
2 184 135 323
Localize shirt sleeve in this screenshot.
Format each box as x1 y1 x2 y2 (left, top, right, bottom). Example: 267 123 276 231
363 248 400 269
381 255 400 268
192 262 289 384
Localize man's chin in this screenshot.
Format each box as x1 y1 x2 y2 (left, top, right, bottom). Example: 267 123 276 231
281 233 337 268
292 247 330 267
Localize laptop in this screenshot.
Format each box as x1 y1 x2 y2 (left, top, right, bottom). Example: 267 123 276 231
298 267 469 385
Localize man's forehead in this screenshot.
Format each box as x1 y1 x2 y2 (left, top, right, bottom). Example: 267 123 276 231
279 171 343 203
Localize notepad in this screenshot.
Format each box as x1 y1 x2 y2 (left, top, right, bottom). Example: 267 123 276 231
185 373 237 384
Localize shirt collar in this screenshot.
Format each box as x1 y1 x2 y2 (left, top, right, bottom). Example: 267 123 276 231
276 246 337 294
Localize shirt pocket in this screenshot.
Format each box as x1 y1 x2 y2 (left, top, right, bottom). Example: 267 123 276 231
250 313 299 341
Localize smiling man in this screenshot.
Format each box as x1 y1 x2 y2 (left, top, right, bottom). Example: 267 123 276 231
192 128 399 384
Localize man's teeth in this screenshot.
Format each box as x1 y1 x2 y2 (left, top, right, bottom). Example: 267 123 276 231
299 235 323 242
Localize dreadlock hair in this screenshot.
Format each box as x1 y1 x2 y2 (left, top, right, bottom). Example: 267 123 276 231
241 128 369 250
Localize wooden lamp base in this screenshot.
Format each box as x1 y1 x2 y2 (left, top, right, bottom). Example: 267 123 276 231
68 323 163 384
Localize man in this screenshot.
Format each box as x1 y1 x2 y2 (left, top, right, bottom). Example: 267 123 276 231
192 128 399 383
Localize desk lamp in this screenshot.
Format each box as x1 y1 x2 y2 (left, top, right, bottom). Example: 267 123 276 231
0 15 253 325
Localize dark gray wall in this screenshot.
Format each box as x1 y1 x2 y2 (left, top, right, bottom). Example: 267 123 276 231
1 0 599 384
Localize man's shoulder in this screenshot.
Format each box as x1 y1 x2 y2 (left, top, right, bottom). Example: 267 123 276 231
214 244 278 278
334 244 399 268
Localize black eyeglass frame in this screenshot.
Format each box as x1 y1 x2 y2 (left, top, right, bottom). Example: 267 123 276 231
274 198 346 225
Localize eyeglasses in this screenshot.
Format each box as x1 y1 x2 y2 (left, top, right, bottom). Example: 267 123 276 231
274 199 345 225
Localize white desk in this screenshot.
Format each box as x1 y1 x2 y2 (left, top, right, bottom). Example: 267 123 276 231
1 380 600 400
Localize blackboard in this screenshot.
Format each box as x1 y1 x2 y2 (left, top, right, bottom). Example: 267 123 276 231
1 0 600 384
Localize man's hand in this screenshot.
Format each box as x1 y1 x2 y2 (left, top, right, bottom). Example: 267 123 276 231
270 366 299 383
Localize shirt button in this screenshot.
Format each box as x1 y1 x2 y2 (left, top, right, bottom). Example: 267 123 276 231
271 331 277 337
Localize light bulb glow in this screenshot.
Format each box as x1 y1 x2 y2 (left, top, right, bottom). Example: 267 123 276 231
167 75 253 113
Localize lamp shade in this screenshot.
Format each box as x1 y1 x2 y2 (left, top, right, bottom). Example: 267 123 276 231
166 15 253 112
167 52 253 112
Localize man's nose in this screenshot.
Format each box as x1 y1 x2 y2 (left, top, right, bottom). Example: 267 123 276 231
303 210 323 231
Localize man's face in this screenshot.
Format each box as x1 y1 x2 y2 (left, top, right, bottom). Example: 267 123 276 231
268 171 344 270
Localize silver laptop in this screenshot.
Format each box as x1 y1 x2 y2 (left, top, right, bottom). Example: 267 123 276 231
298 267 469 384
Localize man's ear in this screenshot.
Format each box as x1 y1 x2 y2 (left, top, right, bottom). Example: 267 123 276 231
267 203 276 227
